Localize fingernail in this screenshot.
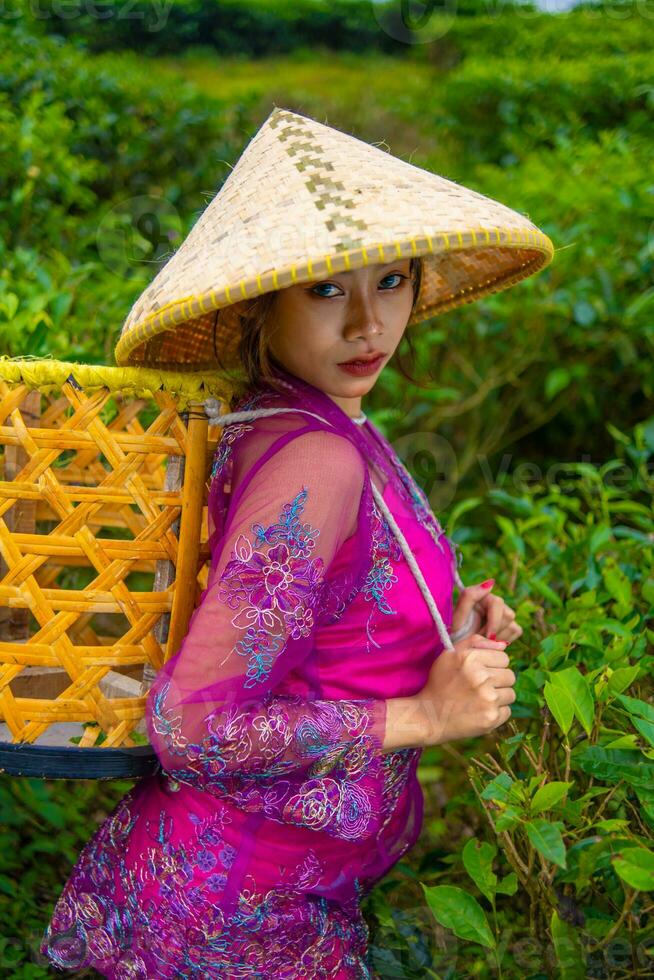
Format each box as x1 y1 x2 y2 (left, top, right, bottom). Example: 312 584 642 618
488 632 497 641
481 579 495 589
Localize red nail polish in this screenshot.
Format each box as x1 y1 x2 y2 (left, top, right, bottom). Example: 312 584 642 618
481 579 495 589
489 633 497 641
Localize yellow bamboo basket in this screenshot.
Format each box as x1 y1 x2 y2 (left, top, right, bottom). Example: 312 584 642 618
0 357 233 780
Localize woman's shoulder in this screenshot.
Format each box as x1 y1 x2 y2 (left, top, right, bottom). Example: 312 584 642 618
214 387 368 496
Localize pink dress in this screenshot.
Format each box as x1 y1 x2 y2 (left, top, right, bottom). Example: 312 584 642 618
40 367 460 978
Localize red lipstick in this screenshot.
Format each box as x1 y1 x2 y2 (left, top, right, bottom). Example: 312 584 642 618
337 352 385 376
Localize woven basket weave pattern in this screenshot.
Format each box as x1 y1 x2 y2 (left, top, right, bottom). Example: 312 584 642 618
0 362 219 750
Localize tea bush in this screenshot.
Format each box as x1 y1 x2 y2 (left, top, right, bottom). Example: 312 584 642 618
0 24 262 364
364 415 654 977
14 0 536 59
1 12 652 467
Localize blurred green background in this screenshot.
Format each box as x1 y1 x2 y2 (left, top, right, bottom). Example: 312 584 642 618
1 1 653 976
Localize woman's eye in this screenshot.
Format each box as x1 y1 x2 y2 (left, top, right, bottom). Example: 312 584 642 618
380 273 405 289
310 283 340 297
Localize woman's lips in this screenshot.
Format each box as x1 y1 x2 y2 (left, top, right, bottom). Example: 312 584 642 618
337 354 384 376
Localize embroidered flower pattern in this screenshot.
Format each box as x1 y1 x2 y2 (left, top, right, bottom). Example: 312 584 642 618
387 443 464 581
147 484 388 841
217 486 325 686
209 388 274 483
39 387 455 980
360 498 402 652
40 787 376 977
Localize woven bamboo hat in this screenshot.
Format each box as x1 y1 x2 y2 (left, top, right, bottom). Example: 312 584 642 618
115 106 554 371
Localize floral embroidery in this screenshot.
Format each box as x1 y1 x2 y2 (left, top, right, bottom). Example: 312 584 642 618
288 847 326 891
380 748 419 825
209 387 278 484
40 385 454 980
150 684 384 841
210 421 252 485
360 497 402 653
40 785 376 978
218 487 324 687
387 450 447 548
146 477 389 843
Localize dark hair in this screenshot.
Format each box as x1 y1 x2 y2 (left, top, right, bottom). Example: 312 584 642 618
215 255 431 407
392 255 439 391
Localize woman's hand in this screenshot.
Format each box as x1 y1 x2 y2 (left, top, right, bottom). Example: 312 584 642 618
415 633 516 747
451 579 523 645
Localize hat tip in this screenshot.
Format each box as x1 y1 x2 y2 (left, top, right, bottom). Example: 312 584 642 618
267 105 307 126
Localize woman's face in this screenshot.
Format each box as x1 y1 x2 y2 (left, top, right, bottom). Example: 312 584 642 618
264 257 415 409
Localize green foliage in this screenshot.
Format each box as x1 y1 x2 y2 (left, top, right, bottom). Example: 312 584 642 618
0 23 261 363
433 53 653 165
0 774 133 975
417 6 652 71
1 9 652 466
369 33 653 473
365 415 654 976
12 0 399 58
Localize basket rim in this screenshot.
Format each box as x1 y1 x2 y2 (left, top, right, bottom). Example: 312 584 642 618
0 356 235 408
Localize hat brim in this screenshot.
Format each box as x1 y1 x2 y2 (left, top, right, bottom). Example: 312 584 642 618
115 229 553 372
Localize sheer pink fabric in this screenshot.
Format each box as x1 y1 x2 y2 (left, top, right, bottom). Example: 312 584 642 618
40 365 462 978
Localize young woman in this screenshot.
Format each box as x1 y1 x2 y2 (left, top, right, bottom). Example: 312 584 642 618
41 106 552 978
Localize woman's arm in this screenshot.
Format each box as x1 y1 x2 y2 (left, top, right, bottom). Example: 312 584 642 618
145 428 390 839
382 696 432 752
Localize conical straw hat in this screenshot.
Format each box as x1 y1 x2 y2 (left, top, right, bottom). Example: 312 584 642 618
115 106 554 371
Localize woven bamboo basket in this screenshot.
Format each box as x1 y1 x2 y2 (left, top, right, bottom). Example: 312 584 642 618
0 358 232 780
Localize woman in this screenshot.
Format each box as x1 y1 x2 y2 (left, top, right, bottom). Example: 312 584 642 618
41 106 552 978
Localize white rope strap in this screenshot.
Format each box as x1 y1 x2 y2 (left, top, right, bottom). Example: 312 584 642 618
449 609 479 643
204 403 330 427
206 401 462 652
369 481 455 653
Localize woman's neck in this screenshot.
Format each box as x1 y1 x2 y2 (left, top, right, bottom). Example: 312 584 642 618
323 392 363 420
264 364 365 422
